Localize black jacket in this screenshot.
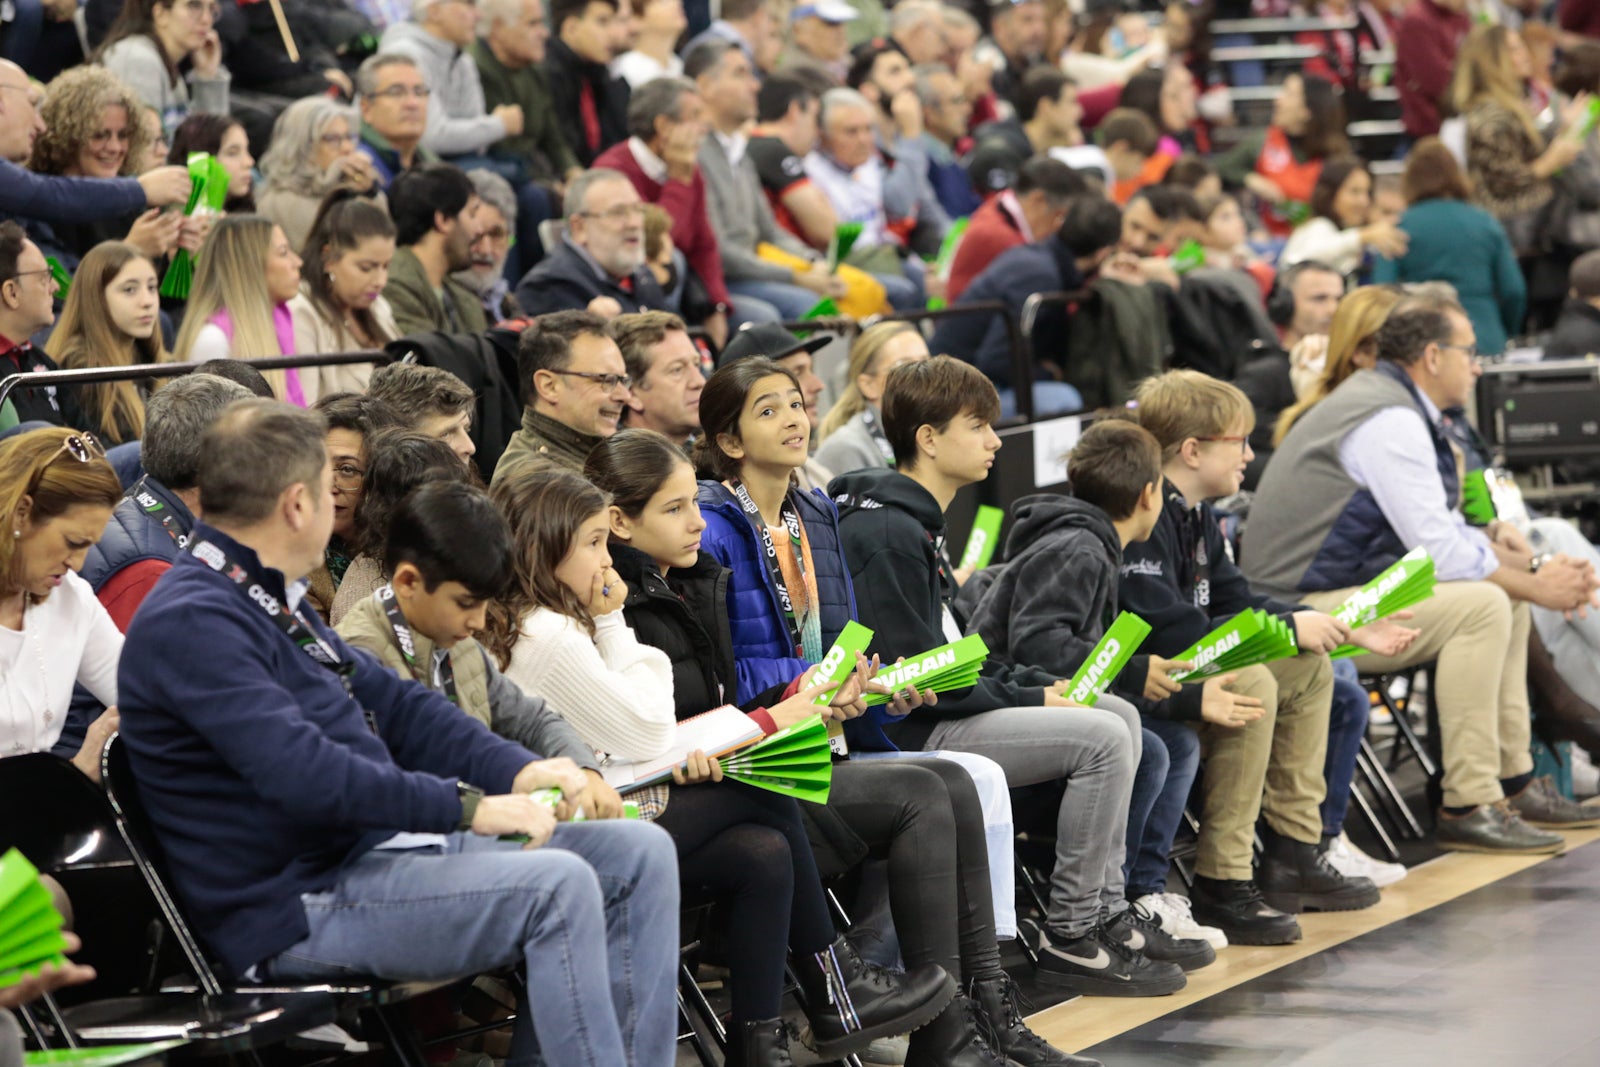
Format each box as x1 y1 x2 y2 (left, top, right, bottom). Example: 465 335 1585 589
614 544 739 721
830 467 1053 749
514 239 667 320
544 38 630 167
1 341 64 428
1233 351 1295 490
1546 298 1600 359
1118 481 1304 717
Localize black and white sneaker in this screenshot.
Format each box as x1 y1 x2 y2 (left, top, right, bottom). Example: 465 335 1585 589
1105 903 1217 971
1036 923 1187 997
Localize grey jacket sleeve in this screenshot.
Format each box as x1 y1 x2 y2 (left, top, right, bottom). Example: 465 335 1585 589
482 651 602 771
700 146 796 284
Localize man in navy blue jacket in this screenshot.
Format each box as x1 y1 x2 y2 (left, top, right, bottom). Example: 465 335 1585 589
118 399 680 1067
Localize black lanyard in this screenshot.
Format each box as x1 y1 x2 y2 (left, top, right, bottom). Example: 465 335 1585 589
134 483 189 548
190 538 358 699
859 407 896 467
377 584 458 705
727 478 808 654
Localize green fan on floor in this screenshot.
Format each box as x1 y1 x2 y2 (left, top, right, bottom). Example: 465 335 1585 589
1327 547 1436 659
0 848 68 989
719 715 833 803
1168 609 1300 683
863 634 990 706
1062 612 1152 707
159 153 232 300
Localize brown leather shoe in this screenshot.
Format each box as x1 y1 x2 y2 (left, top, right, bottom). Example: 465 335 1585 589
1437 800 1564 854
1508 775 1600 828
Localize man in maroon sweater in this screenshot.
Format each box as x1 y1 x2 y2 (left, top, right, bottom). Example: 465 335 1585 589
1394 0 1471 140
594 76 733 347
946 156 1084 302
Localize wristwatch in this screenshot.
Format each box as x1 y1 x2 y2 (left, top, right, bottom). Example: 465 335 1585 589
456 781 485 831
1530 552 1554 574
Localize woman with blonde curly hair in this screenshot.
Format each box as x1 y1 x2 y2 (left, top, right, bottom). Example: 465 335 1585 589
1273 284 1404 445
29 66 185 263
815 321 930 475
256 97 382 252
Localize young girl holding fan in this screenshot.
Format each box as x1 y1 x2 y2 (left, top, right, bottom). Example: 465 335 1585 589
482 460 956 1067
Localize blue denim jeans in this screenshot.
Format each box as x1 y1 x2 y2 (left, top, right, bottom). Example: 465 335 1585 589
265 822 680 1067
1321 659 1370 836
728 278 826 321
1125 716 1201 899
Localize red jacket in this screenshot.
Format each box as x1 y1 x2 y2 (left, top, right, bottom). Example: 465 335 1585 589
947 194 1026 303
594 140 732 309
1394 0 1471 139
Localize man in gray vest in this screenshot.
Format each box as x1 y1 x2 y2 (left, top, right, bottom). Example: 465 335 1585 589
1243 294 1600 853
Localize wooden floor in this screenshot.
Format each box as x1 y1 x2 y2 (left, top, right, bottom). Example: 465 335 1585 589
1028 826 1600 1063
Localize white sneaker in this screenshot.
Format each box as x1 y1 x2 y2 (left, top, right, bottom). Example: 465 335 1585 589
1132 892 1227 950
1324 832 1407 888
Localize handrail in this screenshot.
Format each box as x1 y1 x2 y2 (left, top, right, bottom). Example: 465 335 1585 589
1018 290 1091 344
0 350 391 410
878 301 1032 422
1210 16 1357 34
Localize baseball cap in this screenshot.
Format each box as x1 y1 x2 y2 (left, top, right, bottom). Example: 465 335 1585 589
792 0 860 24
716 322 831 368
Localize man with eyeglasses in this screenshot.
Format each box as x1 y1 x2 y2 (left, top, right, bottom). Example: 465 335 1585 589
380 0 523 161
0 221 64 435
493 309 632 480
612 311 704 447
1245 294 1600 853
514 168 667 319
909 62 980 219
356 54 440 186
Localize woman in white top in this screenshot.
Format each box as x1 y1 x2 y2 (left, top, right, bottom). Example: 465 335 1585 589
0 429 126 780
95 0 230 138
288 193 399 400
1281 156 1408 279
612 0 687 90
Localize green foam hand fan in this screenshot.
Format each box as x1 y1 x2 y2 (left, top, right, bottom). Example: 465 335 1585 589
826 221 863 273
45 257 71 300
925 216 969 310
863 634 990 706
1167 609 1300 683
1461 469 1498 527
23 1044 188 1067
1062 612 1152 707
719 715 833 803
957 506 1005 572
159 153 232 300
812 621 875 755
1327 547 1436 659
801 297 839 320
0 848 69 989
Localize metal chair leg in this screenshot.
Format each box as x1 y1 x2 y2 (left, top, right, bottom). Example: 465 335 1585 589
1359 739 1428 838
1346 775 1401 863
677 992 720 1067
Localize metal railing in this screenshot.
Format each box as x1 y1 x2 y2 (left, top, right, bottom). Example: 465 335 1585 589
0 350 391 410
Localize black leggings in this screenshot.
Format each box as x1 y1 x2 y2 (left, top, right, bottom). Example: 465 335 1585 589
655 780 836 1030
827 758 1003 984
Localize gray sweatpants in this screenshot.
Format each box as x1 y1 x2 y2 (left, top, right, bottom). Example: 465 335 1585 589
920 695 1140 939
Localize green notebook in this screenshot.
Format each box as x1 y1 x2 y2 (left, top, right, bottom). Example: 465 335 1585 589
1168 609 1299 683
1062 612 1152 707
864 634 989 706
957 506 1006 572
0 849 68 989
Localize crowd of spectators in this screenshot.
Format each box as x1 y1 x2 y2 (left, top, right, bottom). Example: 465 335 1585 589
9 1 1600 1066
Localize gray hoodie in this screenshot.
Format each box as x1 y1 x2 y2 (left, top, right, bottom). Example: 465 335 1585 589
378 22 506 157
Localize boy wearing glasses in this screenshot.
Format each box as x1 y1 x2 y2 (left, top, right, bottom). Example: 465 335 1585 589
1121 370 1393 945
492 309 631 481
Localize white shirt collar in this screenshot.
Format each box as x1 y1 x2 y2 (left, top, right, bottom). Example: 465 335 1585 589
997 190 1032 242
628 136 669 183
713 128 748 167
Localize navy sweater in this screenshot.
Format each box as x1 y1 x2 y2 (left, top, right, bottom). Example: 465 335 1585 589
117 525 534 978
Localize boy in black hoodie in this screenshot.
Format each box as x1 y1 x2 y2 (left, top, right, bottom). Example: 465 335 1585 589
833 357 1212 1006
1120 370 1398 945
962 418 1261 951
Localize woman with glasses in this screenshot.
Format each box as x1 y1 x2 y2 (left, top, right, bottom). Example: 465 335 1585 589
169 215 306 403
306 392 399 619
326 429 466 625
28 66 186 266
258 97 384 253
0 427 124 780
43 241 169 445
95 0 229 138
288 193 399 400
169 112 256 213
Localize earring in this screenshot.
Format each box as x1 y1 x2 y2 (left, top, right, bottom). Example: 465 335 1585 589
11 530 18 538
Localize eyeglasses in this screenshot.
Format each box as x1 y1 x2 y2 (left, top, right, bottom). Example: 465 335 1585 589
369 84 432 100
318 131 358 147
330 462 365 491
6 267 55 290
553 369 632 390
175 0 220 19
577 203 647 223
87 128 132 146
1439 342 1481 364
29 433 105 492
475 226 510 242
